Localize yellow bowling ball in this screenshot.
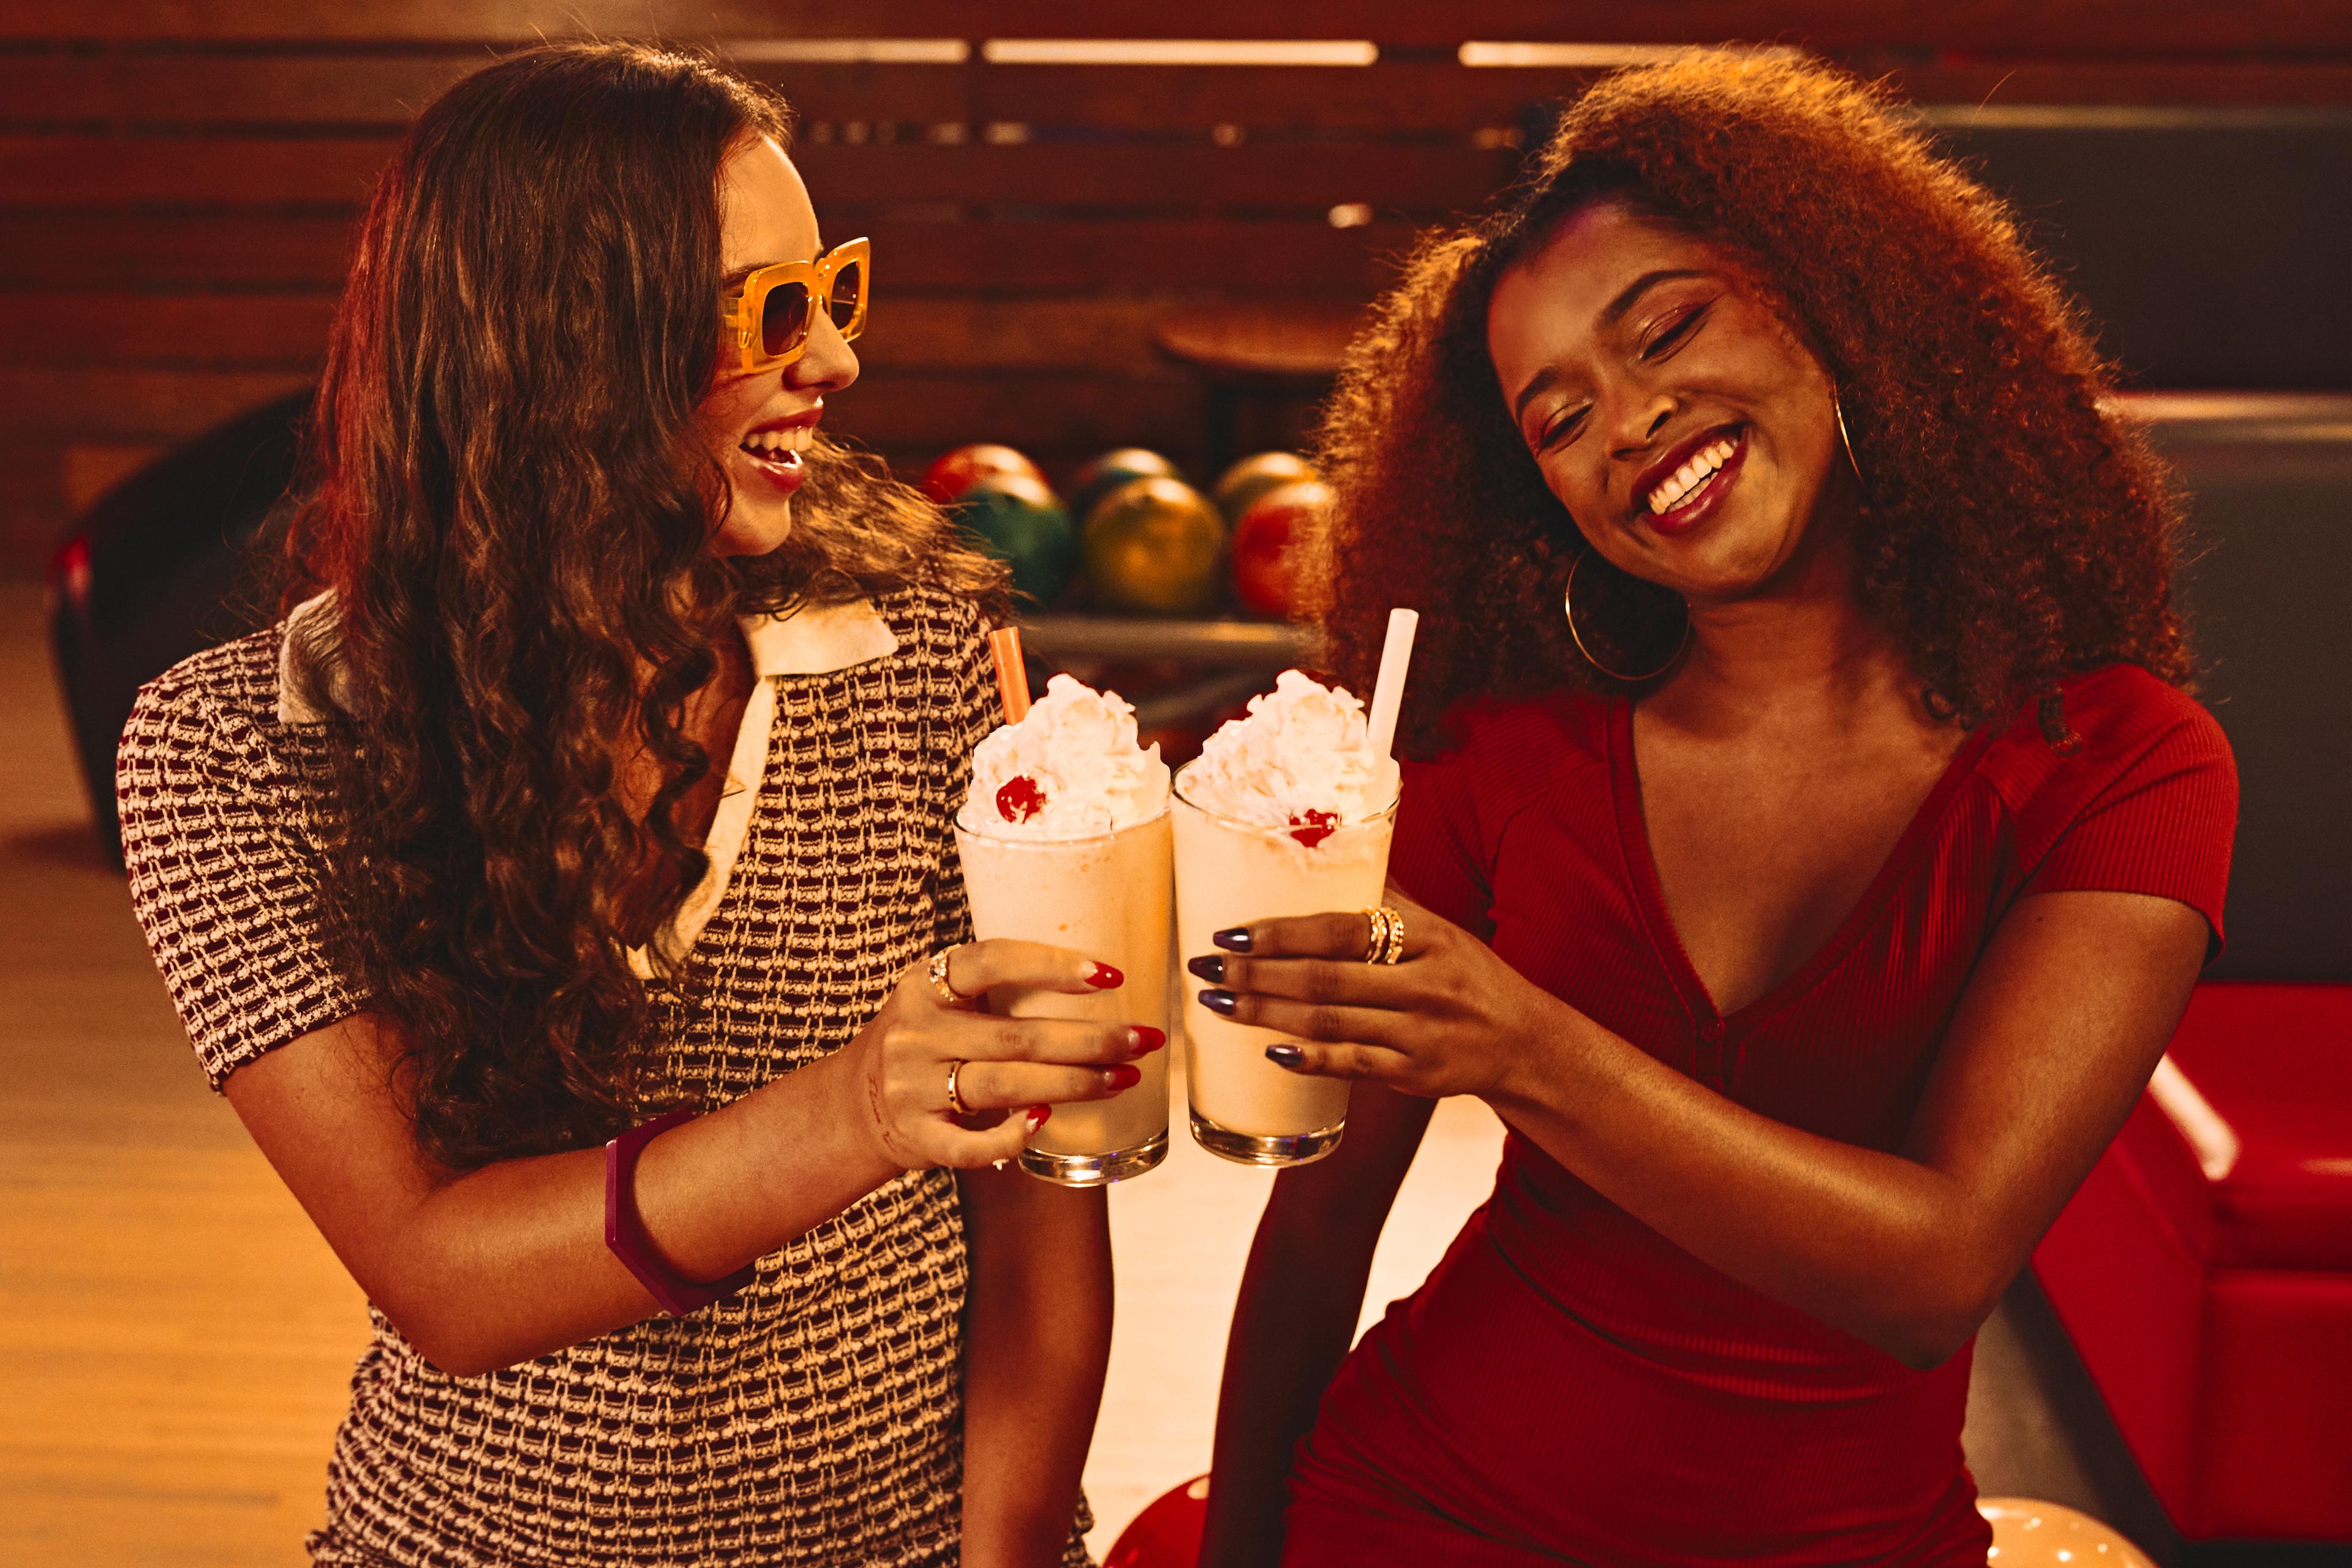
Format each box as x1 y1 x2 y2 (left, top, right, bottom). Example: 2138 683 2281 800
1977 1498 2157 1568
1082 477 1227 616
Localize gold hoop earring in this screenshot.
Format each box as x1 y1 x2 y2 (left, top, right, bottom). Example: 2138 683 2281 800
1564 549 1689 684
1833 390 1864 486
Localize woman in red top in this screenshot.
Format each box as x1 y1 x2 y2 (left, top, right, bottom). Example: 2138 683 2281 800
1197 58 2235 1567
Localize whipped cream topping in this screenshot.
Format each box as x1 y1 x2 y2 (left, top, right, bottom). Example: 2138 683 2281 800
1178 669 1398 842
961 673 1170 840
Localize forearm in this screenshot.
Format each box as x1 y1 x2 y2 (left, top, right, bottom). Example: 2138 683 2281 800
1493 1011 1988 1365
959 1172 1110 1567
380 1049 899 1374
1199 1214 1381 1568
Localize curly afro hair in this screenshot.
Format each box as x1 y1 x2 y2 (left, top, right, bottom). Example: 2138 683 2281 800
1306 53 2191 752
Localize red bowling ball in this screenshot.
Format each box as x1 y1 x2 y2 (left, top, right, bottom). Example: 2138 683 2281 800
1104 1475 1208 1568
921 442 1045 506
1229 477 1332 620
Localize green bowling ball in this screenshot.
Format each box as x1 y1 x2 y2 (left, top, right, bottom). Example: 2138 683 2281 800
953 473 1076 608
1210 450 1317 524
1082 476 1227 616
1067 447 1183 528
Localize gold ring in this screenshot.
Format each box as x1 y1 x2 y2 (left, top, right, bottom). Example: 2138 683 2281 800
929 948 970 1005
946 1059 971 1117
1372 905 1406 965
1360 907 1395 965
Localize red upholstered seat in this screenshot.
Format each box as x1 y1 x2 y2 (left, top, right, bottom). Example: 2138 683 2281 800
2034 982 2352 1543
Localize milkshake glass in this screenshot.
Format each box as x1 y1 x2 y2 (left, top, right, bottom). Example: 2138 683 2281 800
1172 671 1400 1167
954 811 1172 1183
956 673 1173 1185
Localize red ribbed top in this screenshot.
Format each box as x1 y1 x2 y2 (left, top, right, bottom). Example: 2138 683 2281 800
1283 663 2237 1568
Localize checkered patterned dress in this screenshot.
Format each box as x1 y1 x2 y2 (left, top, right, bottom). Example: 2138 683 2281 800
116 582 1092 1567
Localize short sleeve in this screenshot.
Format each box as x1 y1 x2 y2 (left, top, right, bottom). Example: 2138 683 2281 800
1393 741 1495 940
116 674 372 1088
2021 684 2239 954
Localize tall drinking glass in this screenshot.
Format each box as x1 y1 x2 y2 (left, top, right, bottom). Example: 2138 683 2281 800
954 808 1173 1185
1171 765 1398 1167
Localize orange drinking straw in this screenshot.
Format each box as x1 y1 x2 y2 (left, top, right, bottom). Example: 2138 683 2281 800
988 626 1032 723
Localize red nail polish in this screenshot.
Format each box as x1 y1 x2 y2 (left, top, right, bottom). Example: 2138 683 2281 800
1129 1026 1166 1054
1027 1104 1051 1129
1086 962 1125 989
1106 1065 1142 1090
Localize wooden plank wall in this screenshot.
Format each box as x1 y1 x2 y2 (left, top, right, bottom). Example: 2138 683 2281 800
3 1 2349 573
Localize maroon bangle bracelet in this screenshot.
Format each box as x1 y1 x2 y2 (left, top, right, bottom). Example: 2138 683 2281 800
603 1107 757 1316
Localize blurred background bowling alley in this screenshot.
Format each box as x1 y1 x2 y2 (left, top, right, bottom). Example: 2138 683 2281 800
4 4 2350 1565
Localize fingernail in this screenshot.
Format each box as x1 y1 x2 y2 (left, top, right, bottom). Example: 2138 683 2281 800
1085 962 1124 989
1213 927 1253 953
1027 1104 1051 1130
1128 1026 1166 1054
1197 988 1237 1016
1265 1044 1305 1068
1186 954 1225 983
1106 1065 1142 1090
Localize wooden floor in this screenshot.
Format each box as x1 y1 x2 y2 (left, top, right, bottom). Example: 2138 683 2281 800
0 579 2149 1564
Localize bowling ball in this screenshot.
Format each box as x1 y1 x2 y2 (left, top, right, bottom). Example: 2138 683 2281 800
1210 450 1316 524
1081 477 1227 616
1975 1500 2156 1568
922 442 1044 505
1104 1474 1209 1568
952 473 1076 608
1229 477 1332 620
1068 447 1182 526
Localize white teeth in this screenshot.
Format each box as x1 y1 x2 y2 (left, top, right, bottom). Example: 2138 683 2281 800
1645 435 1737 516
741 425 814 461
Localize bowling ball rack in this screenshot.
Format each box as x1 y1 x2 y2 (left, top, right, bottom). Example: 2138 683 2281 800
1019 614 1306 667
1017 613 1313 756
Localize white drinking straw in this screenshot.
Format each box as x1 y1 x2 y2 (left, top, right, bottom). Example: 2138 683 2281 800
1364 608 1419 760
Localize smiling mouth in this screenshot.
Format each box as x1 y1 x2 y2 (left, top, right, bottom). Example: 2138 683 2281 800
739 424 815 470
1641 428 1742 519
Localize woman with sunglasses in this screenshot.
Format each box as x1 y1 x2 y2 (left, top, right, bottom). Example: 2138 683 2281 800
1197 57 2234 1567
118 43 1127 1567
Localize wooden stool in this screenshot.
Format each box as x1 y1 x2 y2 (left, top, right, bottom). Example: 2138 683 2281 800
1151 305 1360 474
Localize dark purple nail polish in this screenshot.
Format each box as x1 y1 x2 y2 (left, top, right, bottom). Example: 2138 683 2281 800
1213 927 1253 953
1265 1044 1305 1068
1197 988 1237 1016
1186 954 1225 983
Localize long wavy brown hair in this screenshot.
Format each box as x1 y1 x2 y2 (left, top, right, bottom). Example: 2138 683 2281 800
281 42 1005 1169
1308 55 2190 753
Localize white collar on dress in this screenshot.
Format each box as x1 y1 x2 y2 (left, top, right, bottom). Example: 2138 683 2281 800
275 589 900 725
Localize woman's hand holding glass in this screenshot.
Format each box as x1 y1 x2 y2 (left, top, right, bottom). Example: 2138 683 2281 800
848 942 1163 1170
1195 891 1560 1102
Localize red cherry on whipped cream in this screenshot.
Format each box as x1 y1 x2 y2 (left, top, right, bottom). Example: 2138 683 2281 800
996 775 1047 823
1287 808 1338 848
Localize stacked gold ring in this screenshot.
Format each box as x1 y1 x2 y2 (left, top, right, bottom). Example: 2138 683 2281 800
928 948 969 1004
1361 905 1407 965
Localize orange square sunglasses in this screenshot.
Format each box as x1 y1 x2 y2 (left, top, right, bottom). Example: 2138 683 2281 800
720 236 870 373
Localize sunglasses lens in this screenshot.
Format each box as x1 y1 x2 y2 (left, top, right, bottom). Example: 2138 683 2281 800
761 281 811 360
829 260 864 336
